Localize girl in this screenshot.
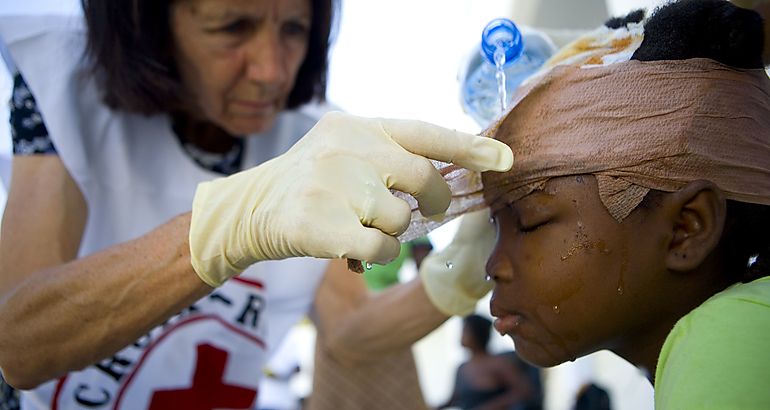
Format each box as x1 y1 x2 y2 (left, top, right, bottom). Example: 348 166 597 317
484 0 770 407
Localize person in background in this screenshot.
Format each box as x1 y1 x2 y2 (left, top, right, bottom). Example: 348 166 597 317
494 352 542 410
485 1 770 407
410 237 435 271
439 314 538 410
573 383 611 410
0 0 510 408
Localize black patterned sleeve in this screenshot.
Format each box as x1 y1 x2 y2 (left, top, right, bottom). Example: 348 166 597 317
9 72 57 155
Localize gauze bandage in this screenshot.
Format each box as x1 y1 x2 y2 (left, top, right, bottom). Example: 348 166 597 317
395 163 486 242
396 20 646 240
482 58 770 219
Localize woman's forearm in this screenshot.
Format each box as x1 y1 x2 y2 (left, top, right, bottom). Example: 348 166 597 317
0 213 211 389
322 279 449 365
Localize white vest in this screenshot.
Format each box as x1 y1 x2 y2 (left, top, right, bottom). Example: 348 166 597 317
1 15 328 410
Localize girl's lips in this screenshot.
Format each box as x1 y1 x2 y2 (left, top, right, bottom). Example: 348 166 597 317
493 314 523 335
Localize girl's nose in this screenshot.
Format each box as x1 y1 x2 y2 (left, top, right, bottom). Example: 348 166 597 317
486 246 514 282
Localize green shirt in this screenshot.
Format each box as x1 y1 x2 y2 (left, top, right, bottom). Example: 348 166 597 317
655 276 770 409
363 243 412 291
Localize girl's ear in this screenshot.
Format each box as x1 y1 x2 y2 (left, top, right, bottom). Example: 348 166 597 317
662 180 727 272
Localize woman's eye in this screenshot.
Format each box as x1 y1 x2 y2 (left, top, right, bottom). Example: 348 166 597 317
218 19 251 35
282 21 309 37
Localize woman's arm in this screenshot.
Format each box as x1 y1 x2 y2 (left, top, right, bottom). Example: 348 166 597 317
311 259 448 366
0 156 210 389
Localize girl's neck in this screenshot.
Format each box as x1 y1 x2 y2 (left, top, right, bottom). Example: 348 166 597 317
617 257 741 384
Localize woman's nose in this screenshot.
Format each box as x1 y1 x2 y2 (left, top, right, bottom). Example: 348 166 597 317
245 28 288 85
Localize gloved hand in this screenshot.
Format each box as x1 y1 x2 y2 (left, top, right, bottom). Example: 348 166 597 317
189 112 513 287
420 208 496 316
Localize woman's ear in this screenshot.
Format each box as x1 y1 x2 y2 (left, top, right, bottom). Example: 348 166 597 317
663 180 727 272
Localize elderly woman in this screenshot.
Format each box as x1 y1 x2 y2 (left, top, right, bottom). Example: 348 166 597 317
0 0 510 408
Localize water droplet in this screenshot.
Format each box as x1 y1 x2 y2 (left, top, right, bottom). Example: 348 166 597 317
489 217 495 225
365 262 373 270
485 274 492 282
445 261 454 269
617 286 624 295
577 221 584 229
552 305 560 314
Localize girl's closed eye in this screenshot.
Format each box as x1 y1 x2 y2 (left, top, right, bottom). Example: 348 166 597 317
506 199 554 234
516 218 550 233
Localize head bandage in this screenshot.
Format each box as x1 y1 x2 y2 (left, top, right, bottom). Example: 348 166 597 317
482 58 770 220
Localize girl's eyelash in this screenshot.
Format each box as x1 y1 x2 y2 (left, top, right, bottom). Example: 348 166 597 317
501 203 551 233
518 219 551 233
518 222 539 233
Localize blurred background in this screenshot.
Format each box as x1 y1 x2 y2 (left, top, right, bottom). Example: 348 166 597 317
0 1 668 409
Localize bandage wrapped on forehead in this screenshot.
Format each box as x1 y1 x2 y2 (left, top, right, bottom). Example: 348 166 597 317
482 58 770 220
396 19 770 240
396 21 648 240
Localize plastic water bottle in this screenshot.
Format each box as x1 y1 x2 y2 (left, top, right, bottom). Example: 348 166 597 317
460 18 555 127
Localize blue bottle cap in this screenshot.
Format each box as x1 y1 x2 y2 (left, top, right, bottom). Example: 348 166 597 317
481 18 524 66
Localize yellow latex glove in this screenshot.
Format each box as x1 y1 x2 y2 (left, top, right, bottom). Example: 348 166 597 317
189 112 513 287
420 209 496 316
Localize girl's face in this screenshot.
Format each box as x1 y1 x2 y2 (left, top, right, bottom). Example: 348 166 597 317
488 175 672 367
170 0 311 136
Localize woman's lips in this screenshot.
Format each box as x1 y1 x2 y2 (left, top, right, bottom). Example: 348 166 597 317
231 100 274 115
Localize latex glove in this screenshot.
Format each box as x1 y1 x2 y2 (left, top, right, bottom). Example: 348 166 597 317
420 208 496 316
189 112 513 287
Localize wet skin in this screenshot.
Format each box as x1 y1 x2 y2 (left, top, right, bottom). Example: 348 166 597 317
487 175 681 372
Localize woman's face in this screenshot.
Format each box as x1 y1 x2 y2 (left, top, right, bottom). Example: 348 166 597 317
170 0 311 135
488 175 671 367
460 324 474 349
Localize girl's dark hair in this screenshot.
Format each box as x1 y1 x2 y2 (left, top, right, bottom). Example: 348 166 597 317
604 8 645 30
631 0 764 68
81 0 338 115
720 201 770 281
630 0 770 280
464 314 492 350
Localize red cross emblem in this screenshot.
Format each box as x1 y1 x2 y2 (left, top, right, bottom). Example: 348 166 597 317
148 344 257 410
